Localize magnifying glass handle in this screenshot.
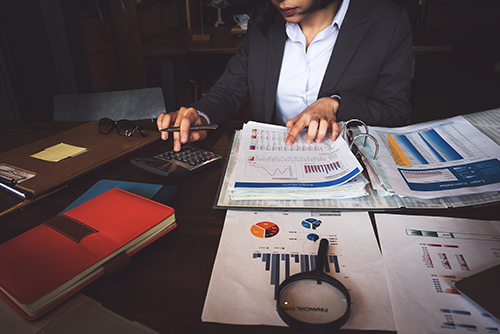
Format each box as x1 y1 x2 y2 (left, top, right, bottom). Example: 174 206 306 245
315 239 329 273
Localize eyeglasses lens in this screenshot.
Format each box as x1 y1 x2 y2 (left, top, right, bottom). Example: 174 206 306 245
98 118 145 137
98 118 115 134
116 121 137 137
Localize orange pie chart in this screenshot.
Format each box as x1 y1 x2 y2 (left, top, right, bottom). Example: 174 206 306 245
251 222 279 238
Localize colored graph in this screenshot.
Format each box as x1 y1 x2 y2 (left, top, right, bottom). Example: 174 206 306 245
251 216 343 299
304 162 341 174
251 222 280 238
302 218 322 229
386 128 464 167
253 252 341 299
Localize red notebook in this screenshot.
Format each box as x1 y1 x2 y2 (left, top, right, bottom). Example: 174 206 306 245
0 188 176 320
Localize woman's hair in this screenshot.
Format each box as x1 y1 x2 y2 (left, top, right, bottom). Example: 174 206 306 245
248 0 339 35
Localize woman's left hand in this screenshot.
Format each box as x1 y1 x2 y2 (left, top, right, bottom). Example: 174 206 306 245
285 97 340 145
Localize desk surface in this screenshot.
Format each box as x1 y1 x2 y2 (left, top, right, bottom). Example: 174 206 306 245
0 121 497 334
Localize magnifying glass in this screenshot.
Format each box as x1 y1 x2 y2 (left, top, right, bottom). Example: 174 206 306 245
276 238 351 334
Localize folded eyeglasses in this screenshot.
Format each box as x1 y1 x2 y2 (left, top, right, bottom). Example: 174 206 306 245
98 118 146 137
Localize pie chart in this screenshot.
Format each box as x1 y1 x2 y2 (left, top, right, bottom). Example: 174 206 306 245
251 221 280 238
302 218 322 230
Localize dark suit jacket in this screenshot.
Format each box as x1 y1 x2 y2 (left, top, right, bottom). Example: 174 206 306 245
191 0 413 127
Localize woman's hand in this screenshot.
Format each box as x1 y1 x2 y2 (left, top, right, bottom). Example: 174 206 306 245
285 97 340 145
157 106 209 151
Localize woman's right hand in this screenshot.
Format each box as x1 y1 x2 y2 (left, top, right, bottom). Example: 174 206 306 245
157 106 209 151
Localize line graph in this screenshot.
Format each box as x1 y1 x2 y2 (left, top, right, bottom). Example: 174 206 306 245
245 162 297 179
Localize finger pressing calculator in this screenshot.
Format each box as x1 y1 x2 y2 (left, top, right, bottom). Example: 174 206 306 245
130 146 222 177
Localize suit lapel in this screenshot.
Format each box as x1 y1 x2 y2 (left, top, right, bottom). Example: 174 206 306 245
319 0 372 97
264 16 287 123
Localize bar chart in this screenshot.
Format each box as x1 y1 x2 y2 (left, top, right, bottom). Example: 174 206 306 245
252 251 341 299
384 125 476 167
303 162 341 175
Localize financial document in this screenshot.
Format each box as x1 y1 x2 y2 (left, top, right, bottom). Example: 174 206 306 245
202 210 395 331
369 116 500 198
227 121 364 200
376 214 500 334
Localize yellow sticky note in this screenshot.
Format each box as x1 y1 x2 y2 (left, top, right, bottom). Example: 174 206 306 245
31 143 88 162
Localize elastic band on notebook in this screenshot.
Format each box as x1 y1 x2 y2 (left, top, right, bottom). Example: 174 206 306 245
44 215 98 243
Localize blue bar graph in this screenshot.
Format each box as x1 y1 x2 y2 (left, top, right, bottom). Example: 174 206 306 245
419 129 463 162
304 162 341 174
254 252 341 299
394 134 428 164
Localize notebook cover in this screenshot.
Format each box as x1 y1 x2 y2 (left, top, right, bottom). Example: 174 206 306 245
0 188 176 320
0 121 160 197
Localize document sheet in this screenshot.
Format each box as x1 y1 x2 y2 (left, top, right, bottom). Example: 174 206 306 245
227 121 364 200
369 116 500 199
376 214 500 334
202 210 395 331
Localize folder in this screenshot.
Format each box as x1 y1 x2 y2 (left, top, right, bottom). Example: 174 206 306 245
0 121 160 219
60 179 179 214
214 109 500 211
0 188 176 321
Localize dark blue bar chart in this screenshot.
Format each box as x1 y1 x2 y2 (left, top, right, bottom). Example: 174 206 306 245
253 252 341 299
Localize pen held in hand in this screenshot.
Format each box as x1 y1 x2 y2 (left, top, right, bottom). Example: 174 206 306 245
159 124 218 132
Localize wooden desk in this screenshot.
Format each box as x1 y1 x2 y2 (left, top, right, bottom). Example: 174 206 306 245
1 121 497 334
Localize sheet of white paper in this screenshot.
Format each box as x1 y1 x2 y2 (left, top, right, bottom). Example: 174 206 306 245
376 214 500 334
202 210 395 331
228 121 363 196
370 116 500 199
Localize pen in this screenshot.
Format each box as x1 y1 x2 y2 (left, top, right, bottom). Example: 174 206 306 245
0 173 16 187
159 124 218 132
0 185 68 219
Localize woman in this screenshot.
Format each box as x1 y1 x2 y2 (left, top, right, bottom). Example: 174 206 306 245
158 0 412 151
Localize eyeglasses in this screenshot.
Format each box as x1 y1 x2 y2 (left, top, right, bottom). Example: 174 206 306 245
98 118 146 137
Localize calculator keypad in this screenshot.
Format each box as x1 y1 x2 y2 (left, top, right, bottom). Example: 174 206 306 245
154 146 221 171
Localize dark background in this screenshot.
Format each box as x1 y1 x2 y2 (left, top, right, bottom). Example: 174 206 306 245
0 0 499 124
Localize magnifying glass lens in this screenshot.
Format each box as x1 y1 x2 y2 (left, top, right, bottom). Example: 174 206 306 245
279 279 349 324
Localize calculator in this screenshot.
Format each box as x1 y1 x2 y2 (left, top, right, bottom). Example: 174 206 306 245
130 146 222 177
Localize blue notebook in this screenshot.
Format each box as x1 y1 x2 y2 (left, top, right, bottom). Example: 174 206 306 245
61 180 179 214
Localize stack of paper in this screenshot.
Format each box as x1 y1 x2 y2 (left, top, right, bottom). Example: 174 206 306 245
358 113 500 199
227 121 366 200
202 210 396 331
376 214 500 334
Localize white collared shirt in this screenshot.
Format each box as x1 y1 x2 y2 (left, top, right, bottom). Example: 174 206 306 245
274 0 349 124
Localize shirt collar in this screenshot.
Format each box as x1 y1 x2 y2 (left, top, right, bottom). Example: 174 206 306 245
285 0 350 42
